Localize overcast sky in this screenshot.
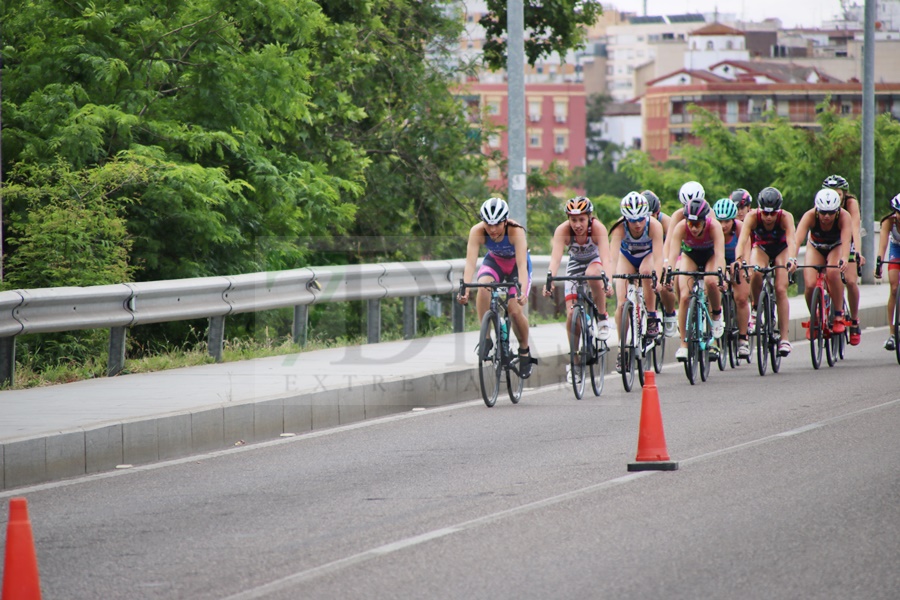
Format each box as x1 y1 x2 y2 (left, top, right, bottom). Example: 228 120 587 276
607 0 847 29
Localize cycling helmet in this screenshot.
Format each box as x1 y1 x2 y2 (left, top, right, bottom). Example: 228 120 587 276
565 196 593 215
814 188 841 212
480 197 509 225
684 198 711 222
757 187 784 212
892 193 900 213
642 190 661 215
730 188 752 208
620 191 649 220
713 198 738 220
679 181 705 205
822 174 849 190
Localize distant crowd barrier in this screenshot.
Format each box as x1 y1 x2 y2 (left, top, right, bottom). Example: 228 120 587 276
0 257 560 387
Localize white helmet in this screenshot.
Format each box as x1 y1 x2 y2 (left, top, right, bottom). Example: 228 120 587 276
620 191 649 220
679 181 705 206
480 197 509 225
814 188 841 212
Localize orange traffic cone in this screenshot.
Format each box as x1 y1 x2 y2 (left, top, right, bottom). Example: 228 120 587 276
2 497 42 600
627 370 679 472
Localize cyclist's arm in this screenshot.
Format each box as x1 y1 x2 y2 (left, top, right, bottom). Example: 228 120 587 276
510 225 529 300
839 208 853 265
650 218 665 276
462 222 484 285
665 221 685 268
593 219 613 274
547 221 569 278
662 208 684 260
608 226 623 276
793 210 813 251
877 216 892 262
735 211 754 264
847 197 863 254
710 219 726 272
783 211 799 261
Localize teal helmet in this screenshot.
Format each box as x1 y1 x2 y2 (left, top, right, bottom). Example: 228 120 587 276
713 198 738 220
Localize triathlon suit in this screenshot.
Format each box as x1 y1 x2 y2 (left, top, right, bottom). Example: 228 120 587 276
476 222 533 295
564 218 603 301
681 216 715 267
750 209 788 261
619 217 653 270
808 212 843 254
884 216 900 270
723 220 742 264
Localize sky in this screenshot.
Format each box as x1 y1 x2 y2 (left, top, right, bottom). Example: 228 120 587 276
607 0 846 29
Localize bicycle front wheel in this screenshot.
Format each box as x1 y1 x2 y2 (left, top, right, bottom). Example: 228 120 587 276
769 291 782 373
809 286 824 370
684 298 699 385
894 290 900 365
569 305 588 399
756 290 769 376
506 324 524 404
620 301 636 392
699 305 712 383
653 293 666 373
726 293 739 369
478 310 501 407
590 340 607 396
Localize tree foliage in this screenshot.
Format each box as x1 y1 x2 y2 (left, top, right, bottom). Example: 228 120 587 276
479 0 603 71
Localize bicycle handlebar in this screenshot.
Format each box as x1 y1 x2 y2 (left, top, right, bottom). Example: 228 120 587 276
545 273 609 295
612 271 658 288
459 278 521 297
664 267 723 287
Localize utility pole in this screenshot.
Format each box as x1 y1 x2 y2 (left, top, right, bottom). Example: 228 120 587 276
507 0 527 228
861 0 875 283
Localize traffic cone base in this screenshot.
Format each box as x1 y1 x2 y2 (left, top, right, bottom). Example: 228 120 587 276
627 370 678 472
3 497 42 600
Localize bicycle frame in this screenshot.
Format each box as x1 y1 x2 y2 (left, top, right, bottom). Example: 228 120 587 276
667 269 721 385
745 263 789 376
613 272 656 392
799 264 845 370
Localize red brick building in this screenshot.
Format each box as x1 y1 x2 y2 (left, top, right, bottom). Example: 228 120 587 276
642 61 900 162
457 82 587 188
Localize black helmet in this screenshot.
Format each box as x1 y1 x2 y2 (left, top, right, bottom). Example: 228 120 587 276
684 198 711 222
730 188 752 208
642 190 661 214
757 187 783 212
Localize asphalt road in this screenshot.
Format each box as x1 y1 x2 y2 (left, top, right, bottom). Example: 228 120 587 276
3 327 899 599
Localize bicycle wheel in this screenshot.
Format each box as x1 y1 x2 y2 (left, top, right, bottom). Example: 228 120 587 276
506 322 524 404
838 298 850 360
809 286 824 370
769 290 782 374
824 292 837 367
699 306 712 382
620 300 636 392
726 293 739 368
716 295 728 371
756 290 769 376
652 293 666 373
894 291 900 365
569 305 588 399
684 298 699 385
636 308 647 388
590 340 607 396
478 310 501 407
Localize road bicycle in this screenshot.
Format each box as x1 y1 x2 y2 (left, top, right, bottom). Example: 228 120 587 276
546 273 611 399
667 269 722 385
459 279 534 407
612 272 658 392
744 263 791 376
799 263 845 369
716 265 747 370
651 290 667 374
876 257 900 365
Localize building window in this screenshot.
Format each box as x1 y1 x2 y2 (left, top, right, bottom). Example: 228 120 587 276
486 97 501 115
727 40 733 50
554 134 568 154
726 100 738 123
554 99 568 123
528 99 542 122
841 103 852 114
488 134 501 148
528 130 542 147
488 165 501 181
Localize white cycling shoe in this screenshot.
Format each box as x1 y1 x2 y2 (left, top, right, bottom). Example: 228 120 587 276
595 318 610 341
663 315 678 338
565 364 582 384
675 346 689 362
711 317 724 339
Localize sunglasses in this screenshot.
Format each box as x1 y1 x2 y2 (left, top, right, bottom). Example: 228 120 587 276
818 209 838 215
625 217 645 223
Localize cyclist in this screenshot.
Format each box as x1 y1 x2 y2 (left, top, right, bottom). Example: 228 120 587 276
609 192 665 371
713 198 751 358
644 189 678 337
735 187 798 356
875 193 900 350
823 174 864 345
794 188 852 336
660 181 706 338
665 198 726 362
731 188 753 222
545 196 613 383
458 198 534 377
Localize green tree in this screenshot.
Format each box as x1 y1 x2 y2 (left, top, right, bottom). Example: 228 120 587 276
479 0 604 70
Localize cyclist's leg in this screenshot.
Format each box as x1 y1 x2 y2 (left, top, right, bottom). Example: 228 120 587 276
888 254 900 348
803 246 827 310
475 255 502 324
732 264 751 334
638 254 659 335
613 253 639 331
772 247 792 344
825 245 846 326
845 249 861 344
585 260 611 339
676 253 700 353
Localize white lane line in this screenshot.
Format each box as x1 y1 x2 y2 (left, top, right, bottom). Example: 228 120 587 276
222 397 900 600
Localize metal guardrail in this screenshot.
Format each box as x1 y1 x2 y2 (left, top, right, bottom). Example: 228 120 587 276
0 257 558 386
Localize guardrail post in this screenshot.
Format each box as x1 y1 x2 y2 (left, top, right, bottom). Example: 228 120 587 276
293 305 309 347
403 296 417 340
367 299 381 344
208 316 225 362
107 327 127 377
0 337 15 387
452 297 465 333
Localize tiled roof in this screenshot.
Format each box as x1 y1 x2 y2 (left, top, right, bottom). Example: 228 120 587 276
691 23 745 36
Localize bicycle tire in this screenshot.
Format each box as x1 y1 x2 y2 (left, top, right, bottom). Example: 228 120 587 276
824 291 836 367
894 290 900 365
809 286 824 370
478 311 501 407
620 300 636 392
506 321 524 404
684 297 699 385
717 293 729 371
652 293 666 373
590 339 606 396
769 289 782 373
636 303 647 388
569 305 588 399
838 298 850 360
699 302 712 383
756 289 769 376
726 293 739 368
